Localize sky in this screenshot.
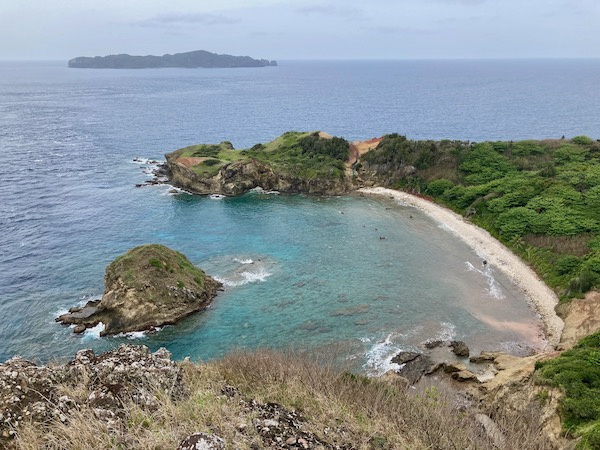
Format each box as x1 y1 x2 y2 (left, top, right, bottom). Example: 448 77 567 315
0 0 599 61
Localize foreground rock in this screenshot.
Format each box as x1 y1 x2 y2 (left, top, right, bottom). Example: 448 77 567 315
0 345 181 441
57 244 221 335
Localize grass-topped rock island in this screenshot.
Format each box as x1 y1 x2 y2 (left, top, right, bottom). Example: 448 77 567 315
56 244 222 336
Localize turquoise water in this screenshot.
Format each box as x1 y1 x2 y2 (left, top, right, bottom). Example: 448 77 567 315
60 188 543 375
3 59 597 370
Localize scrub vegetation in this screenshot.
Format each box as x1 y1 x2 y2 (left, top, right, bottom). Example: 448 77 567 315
173 131 349 181
535 331 600 449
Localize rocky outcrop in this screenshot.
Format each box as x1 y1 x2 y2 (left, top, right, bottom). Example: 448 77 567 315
392 351 435 384
57 244 221 335
450 340 470 358
177 432 225 450
166 154 354 196
555 289 600 351
0 345 182 441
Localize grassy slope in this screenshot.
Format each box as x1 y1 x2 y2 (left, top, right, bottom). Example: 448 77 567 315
170 131 350 181
105 244 209 301
12 351 554 450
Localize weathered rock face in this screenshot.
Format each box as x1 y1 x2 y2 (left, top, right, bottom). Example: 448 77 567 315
0 345 182 441
57 244 221 335
166 154 354 196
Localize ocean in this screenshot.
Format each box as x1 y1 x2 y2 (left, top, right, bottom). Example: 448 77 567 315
1 59 599 372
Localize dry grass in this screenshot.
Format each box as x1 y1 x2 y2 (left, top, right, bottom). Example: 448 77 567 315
8 351 558 450
524 234 593 256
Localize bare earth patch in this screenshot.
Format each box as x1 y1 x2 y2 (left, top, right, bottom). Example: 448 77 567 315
176 157 205 168
556 290 600 350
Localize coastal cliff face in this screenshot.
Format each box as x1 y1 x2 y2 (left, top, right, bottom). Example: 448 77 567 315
56 244 221 335
164 132 356 196
167 156 354 196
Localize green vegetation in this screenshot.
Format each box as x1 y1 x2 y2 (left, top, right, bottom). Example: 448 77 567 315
176 141 249 177
361 135 600 299
171 131 350 182
105 244 207 293
247 131 349 179
536 331 600 448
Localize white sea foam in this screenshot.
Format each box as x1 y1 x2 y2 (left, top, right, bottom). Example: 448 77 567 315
437 222 456 233
465 261 505 299
233 258 254 265
115 328 162 339
362 333 403 377
83 322 105 340
209 194 226 200
131 157 161 165
214 267 272 287
434 322 457 342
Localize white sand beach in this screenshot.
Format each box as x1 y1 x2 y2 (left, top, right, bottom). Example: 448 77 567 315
359 187 564 348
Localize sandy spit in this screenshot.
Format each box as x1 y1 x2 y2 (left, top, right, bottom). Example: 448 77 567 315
359 187 564 348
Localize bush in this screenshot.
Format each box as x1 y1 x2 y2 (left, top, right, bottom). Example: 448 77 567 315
536 331 600 438
572 135 594 146
556 255 582 275
496 207 539 238
425 179 454 196
459 143 514 184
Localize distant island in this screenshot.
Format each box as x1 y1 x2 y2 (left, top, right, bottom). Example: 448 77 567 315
67 49 277 69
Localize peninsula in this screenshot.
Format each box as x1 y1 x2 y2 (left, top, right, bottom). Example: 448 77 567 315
67 49 277 69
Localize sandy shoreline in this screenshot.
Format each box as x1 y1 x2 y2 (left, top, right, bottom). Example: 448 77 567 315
359 187 564 348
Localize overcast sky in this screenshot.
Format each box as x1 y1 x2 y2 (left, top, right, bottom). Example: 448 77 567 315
1 0 599 60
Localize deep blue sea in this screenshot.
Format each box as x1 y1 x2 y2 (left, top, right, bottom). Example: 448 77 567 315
1 59 599 373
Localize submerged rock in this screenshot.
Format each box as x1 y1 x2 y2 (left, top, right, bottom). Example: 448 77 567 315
57 244 221 335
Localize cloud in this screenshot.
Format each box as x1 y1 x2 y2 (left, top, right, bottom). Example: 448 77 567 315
369 26 435 35
296 4 366 21
137 13 240 28
429 0 486 5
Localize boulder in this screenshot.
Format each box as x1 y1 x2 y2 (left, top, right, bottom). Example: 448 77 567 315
177 432 225 450
391 351 421 365
450 340 470 358
396 354 434 384
57 244 221 335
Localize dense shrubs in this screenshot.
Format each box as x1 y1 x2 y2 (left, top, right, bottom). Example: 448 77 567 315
360 135 600 298
536 331 600 447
